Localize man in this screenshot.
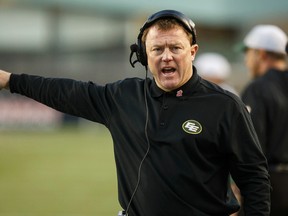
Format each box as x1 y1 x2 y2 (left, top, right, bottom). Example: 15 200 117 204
0 10 270 216
241 24 288 216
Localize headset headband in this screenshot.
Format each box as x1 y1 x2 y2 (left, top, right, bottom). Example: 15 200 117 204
138 10 197 45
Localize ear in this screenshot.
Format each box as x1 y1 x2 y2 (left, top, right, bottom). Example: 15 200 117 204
191 44 199 61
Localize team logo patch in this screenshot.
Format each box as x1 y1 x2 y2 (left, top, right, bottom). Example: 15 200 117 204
182 120 202 134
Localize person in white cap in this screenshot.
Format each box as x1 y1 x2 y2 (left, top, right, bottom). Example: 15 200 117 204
195 52 239 96
241 24 288 216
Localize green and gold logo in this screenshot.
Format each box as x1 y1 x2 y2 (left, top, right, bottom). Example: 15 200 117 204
182 120 202 134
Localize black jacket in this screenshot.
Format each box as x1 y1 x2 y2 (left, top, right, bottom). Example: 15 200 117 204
10 68 270 216
242 68 288 165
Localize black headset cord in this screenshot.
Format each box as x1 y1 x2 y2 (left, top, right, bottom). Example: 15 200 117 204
125 66 150 216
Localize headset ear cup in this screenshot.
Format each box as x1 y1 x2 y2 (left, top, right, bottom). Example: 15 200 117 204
137 38 148 66
140 44 147 66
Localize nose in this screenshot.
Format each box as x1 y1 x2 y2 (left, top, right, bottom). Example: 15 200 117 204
162 48 173 62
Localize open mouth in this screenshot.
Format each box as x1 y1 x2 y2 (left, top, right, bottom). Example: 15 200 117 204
161 67 176 74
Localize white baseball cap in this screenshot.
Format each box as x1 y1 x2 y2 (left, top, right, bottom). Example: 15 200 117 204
195 52 231 80
243 25 288 55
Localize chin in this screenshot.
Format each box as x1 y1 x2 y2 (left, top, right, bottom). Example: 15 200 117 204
162 83 179 91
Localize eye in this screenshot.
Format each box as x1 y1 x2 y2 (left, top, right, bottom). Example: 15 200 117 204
151 47 163 54
171 46 182 53
153 47 161 51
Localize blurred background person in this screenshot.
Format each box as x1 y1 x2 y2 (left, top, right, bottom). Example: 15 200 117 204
195 52 239 96
241 24 288 216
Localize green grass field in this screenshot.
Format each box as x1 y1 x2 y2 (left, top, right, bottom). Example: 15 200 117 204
0 125 121 216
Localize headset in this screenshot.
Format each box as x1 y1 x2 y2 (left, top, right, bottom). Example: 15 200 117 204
129 9 197 68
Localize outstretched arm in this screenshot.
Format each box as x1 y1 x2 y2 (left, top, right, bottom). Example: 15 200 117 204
0 70 11 90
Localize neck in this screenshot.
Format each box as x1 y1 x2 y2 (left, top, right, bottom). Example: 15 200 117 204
259 58 287 74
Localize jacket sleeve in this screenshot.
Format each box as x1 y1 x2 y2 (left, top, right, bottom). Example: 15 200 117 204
241 83 268 153
9 73 113 124
226 101 271 216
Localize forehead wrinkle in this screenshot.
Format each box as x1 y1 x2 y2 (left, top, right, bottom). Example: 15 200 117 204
146 25 189 48
146 34 183 49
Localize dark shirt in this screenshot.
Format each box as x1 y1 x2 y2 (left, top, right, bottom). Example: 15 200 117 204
10 68 270 216
242 68 288 165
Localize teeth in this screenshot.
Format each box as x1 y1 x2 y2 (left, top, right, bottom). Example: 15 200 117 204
162 68 174 72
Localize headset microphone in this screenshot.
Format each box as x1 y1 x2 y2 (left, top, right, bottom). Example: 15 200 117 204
129 44 140 68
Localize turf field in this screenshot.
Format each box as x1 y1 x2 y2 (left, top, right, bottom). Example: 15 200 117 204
0 125 121 216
